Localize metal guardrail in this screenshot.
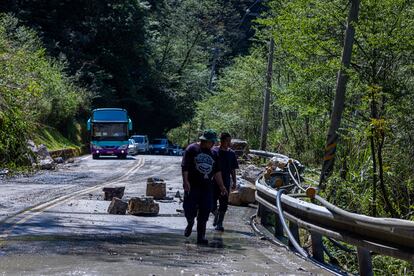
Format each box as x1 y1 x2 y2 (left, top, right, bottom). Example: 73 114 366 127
250 150 414 275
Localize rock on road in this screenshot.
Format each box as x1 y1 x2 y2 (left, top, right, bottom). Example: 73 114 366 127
0 155 329 275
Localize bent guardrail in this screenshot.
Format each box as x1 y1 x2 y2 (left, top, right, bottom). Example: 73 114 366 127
250 150 414 276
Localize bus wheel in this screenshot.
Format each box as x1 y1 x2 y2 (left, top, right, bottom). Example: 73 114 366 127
92 154 99 159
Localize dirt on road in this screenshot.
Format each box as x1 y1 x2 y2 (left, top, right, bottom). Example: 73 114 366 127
0 155 329 275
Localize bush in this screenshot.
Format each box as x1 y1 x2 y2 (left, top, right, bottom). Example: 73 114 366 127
0 14 88 167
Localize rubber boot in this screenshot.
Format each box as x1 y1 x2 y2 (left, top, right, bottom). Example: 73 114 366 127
184 219 194 237
215 211 225 232
196 221 208 245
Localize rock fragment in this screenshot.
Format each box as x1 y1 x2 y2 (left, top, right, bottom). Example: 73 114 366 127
103 186 125 201
146 177 166 199
128 196 159 216
241 165 264 184
107 197 128 215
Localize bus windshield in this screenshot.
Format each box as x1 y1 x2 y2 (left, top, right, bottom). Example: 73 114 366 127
92 110 128 122
92 123 127 140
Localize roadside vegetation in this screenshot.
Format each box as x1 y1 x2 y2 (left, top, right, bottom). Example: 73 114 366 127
1 0 413 273
170 0 414 273
0 14 87 168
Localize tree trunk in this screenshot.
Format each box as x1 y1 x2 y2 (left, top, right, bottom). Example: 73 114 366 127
319 0 360 188
377 134 399 218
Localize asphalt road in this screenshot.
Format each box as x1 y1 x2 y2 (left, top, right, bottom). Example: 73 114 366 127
0 155 328 275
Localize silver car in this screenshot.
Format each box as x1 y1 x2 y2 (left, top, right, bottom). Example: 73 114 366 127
130 135 150 154
128 139 138 155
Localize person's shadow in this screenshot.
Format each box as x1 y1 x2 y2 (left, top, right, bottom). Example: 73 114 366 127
209 232 224 248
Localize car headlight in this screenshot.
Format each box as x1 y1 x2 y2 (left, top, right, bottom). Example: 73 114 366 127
92 144 103 150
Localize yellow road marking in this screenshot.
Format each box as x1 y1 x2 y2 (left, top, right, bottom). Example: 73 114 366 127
0 157 145 239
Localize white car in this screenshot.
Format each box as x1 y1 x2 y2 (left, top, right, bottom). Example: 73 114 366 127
128 139 138 155
130 135 150 154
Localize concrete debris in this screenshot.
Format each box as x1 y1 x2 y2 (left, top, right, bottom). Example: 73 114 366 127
107 197 128 215
103 186 125 201
128 196 159 216
146 178 166 199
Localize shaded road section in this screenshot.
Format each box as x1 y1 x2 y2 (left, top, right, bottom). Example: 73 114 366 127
0 155 328 275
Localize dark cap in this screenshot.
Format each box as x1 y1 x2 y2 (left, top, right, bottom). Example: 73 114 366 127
199 129 218 142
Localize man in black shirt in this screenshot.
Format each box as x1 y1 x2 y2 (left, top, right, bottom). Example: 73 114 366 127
212 133 239 231
181 130 227 245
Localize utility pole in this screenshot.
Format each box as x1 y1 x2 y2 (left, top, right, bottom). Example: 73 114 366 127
319 0 360 188
260 37 274 151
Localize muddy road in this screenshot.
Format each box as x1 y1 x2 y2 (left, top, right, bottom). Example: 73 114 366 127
0 155 328 275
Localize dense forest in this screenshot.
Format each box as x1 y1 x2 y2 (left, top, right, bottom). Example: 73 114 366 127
0 0 413 273
0 0 260 165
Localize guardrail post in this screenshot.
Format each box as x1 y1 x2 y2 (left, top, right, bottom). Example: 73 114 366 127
288 222 300 248
357 247 373 276
258 203 270 226
310 232 324 263
274 217 284 237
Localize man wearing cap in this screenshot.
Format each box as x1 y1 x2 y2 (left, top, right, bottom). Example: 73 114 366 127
181 130 228 245
212 132 239 231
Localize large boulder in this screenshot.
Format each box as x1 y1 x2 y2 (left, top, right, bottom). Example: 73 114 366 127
228 190 242 206
146 178 166 199
241 165 264 184
39 158 56 170
103 186 125 201
229 179 256 206
37 144 51 160
107 197 128 215
29 143 56 170
128 196 159 216
239 182 256 204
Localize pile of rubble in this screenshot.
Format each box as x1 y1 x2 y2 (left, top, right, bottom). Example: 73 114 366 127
27 140 73 170
106 177 171 216
227 139 305 206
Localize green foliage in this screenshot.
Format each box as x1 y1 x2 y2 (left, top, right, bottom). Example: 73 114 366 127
34 126 81 152
0 14 87 167
170 1 414 273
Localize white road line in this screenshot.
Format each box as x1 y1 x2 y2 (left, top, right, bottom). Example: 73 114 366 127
78 155 91 161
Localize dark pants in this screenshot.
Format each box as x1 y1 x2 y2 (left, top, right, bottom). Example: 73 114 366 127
212 183 229 213
183 185 213 223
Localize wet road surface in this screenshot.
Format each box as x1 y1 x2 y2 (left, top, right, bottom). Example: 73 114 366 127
0 155 329 275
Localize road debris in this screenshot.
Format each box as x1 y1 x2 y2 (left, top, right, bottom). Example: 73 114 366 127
128 196 159 216
107 197 128 215
146 177 166 199
103 186 125 201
